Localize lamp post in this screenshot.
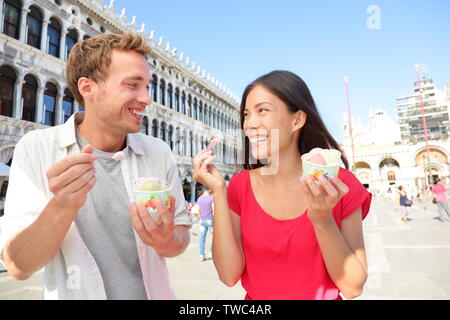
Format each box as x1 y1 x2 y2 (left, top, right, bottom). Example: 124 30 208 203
344 75 356 171
414 64 432 187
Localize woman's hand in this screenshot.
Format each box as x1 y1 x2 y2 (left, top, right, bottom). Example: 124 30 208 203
300 175 349 226
192 149 226 192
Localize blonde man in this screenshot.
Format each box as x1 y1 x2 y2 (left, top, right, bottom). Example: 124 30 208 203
0 33 191 299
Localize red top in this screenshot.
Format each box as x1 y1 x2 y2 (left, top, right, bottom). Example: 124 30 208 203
227 168 372 300
431 184 448 203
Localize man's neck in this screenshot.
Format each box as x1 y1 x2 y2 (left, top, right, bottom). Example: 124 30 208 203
77 113 126 153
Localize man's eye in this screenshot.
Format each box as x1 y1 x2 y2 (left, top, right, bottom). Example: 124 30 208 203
128 83 138 88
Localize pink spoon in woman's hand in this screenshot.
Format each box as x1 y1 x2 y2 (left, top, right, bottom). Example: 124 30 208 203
206 138 219 152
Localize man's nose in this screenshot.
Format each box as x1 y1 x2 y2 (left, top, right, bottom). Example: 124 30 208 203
138 87 152 106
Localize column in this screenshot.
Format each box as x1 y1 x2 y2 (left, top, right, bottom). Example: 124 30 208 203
189 180 196 203
59 26 67 60
35 85 45 123
12 79 24 120
40 19 49 53
19 7 28 43
55 92 63 125
0 1 4 34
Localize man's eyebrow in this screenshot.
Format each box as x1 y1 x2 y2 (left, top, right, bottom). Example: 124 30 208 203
123 76 151 85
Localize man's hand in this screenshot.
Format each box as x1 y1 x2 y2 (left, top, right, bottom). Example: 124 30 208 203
130 197 181 253
47 144 97 214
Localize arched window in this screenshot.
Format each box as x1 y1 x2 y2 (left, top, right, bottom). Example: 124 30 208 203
141 117 148 135
193 98 198 120
159 79 165 106
387 171 396 183
26 6 43 49
151 74 158 103
167 83 173 109
63 88 74 123
43 82 58 126
0 65 16 117
168 125 174 150
151 119 158 138
22 74 38 122
3 0 21 40
181 91 186 115
83 35 90 40
65 29 78 60
47 18 61 57
174 88 180 112
199 101 203 122
190 131 194 157
160 122 166 142
187 95 192 117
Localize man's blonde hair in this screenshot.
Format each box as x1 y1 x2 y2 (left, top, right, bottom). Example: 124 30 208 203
66 32 152 105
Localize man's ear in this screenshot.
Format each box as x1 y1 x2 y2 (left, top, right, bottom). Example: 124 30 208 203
78 77 96 103
292 110 307 132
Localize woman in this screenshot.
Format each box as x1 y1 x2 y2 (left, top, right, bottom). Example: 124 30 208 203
397 186 412 224
193 70 371 300
431 179 450 222
197 189 214 261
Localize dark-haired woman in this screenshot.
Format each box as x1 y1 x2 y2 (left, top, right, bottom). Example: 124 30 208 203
193 70 371 300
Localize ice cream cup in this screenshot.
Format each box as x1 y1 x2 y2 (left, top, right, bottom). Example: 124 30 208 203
132 177 172 220
301 149 342 183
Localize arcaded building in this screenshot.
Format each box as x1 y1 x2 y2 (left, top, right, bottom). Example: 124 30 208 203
0 0 241 203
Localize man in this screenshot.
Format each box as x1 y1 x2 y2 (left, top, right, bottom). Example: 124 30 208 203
0 33 191 299
431 178 450 222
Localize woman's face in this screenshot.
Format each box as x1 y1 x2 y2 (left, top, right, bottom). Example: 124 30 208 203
243 85 305 160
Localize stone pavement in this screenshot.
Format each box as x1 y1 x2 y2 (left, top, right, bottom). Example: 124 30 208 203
1 196 449 300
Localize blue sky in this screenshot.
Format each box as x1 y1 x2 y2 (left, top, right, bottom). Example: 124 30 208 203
112 0 450 142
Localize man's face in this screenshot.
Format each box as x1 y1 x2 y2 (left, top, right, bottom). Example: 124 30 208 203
93 50 151 134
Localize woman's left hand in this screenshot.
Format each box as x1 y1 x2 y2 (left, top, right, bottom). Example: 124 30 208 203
300 175 349 226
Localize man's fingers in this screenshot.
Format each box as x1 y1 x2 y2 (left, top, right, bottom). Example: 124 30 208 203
130 203 153 241
71 175 96 198
80 144 94 154
137 203 159 232
50 163 95 193
157 198 175 228
57 167 96 194
47 153 96 178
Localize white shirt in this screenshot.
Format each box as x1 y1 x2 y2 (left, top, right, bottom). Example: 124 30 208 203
0 113 192 299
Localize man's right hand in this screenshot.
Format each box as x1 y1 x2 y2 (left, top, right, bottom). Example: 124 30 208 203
46 144 97 213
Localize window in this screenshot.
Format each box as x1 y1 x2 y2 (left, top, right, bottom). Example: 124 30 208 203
168 126 174 150
47 18 61 58
151 119 158 137
86 17 93 26
62 88 74 123
193 98 198 120
151 74 158 103
0 65 16 117
54 0 61 5
167 83 173 109
26 6 42 49
174 88 180 112
160 122 166 142
65 29 78 60
100 26 105 33
21 74 38 122
141 117 148 135
3 0 21 40
159 79 165 106
83 35 90 40
44 82 58 126
181 92 186 115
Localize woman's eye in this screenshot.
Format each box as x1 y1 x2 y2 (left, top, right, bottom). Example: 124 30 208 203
259 108 268 112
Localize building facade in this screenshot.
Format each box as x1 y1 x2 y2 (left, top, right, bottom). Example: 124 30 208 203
342 96 450 195
0 0 241 203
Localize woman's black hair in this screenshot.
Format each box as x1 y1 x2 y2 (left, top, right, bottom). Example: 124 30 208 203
238 70 349 171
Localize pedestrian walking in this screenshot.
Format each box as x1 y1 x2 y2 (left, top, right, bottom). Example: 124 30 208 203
197 189 214 261
431 179 450 222
397 186 412 224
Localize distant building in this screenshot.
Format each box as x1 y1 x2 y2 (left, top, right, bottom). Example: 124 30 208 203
396 78 449 144
342 107 450 193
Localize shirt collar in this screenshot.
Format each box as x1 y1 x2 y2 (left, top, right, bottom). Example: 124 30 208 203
55 112 145 156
